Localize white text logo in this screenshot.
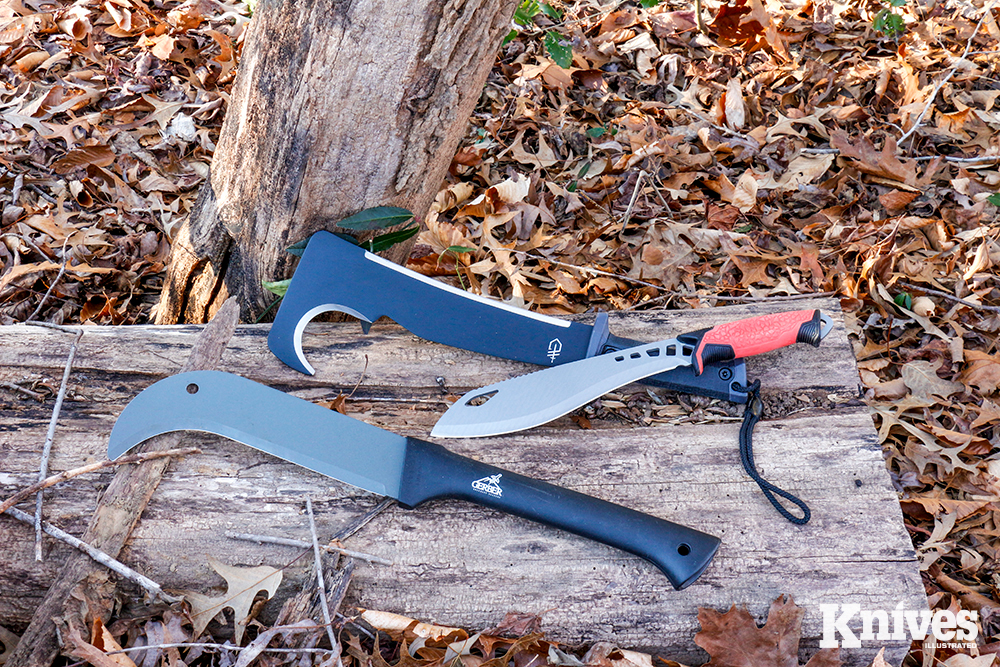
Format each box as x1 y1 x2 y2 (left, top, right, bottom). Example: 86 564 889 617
820 604 978 648
547 338 562 362
472 474 503 498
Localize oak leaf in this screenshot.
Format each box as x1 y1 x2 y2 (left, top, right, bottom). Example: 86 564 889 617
901 360 963 401
181 557 283 644
695 595 840 667
960 351 1000 395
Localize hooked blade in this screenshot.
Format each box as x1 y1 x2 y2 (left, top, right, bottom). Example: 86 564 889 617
107 370 721 589
266 231 746 402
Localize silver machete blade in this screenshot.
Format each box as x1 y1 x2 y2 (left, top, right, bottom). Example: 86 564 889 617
431 338 694 438
108 370 407 498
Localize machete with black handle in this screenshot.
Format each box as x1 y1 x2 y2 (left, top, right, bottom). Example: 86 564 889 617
108 371 721 590
267 230 747 403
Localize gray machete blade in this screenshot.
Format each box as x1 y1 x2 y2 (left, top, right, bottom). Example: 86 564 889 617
108 370 407 498
431 338 694 438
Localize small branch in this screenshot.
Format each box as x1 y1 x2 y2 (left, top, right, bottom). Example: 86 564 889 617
897 281 1000 313
332 497 395 542
897 2 995 146
620 170 647 231
505 249 668 292
102 642 337 657
307 498 339 650
225 532 392 565
25 237 70 323
0 448 202 516
35 329 84 561
3 507 181 603
0 381 46 401
801 146 1000 164
23 321 79 333
626 290 838 311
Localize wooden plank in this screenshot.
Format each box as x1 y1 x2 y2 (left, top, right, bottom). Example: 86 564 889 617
0 298 924 665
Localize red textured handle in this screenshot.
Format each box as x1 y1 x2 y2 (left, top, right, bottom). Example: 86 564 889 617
693 310 822 375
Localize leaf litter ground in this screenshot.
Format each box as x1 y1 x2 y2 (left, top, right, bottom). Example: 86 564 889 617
1 0 1000 663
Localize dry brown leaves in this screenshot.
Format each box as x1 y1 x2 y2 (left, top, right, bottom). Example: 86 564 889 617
0 0 249 324
3 0 1000 662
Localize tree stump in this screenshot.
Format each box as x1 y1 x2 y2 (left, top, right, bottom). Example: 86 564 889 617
155 0 519 324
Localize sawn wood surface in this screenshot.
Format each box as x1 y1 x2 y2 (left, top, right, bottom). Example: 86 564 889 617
0 298 925 665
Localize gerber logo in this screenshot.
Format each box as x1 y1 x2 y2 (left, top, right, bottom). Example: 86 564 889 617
472 474 503 498
820 604 978 649
547 338 562 362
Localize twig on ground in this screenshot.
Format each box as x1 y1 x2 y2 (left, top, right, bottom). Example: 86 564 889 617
25 237 70 323
626 290 838 311
102 641 336 658
898 281 1000 313
307 499 339 650
34 329 84 561
0 448 202 516
505 249 667 292
333 497 395 542
225 532 392 565
620 170 647 231
897 1 995 146
0 381 46 401
23 321 79 333
3 506 181 603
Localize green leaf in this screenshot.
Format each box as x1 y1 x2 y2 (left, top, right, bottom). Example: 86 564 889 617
285 238 310 257
988 193 1000 206
577 161 592 178
734 224 753 233
544 31 573 68
513 0 541 26
894 292 912 310
540 2 562 19
445 245 477 254
887 0 906 8
639 0 660 7
567 181 577 192
262 279 291 297
503 28 519 44
586 126 606 139
363 224 420 253
338 206 414 231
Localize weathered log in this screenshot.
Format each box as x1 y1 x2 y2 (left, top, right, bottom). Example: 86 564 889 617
3 299 240 667
154 0 520 324
0 298 925 665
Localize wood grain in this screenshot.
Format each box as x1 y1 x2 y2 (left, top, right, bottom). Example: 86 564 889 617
0 298 924 665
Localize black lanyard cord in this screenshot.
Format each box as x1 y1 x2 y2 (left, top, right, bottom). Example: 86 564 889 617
734 380 811 525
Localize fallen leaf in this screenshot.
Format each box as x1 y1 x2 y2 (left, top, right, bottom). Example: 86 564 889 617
901 360 963 400
181 557 283 644
695 595 840 667
731 171 758 212
360 609 465 642
961 351 1000 395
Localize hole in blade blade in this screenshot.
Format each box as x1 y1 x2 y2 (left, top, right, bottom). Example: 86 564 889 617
647 348 660 357
678 543 691 556
186 383 199 394
467 390 498 407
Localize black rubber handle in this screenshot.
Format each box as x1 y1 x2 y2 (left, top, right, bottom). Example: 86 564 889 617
396 437 720 590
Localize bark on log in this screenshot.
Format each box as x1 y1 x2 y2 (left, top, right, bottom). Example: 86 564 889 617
154 0 519 324
0 299 926 666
